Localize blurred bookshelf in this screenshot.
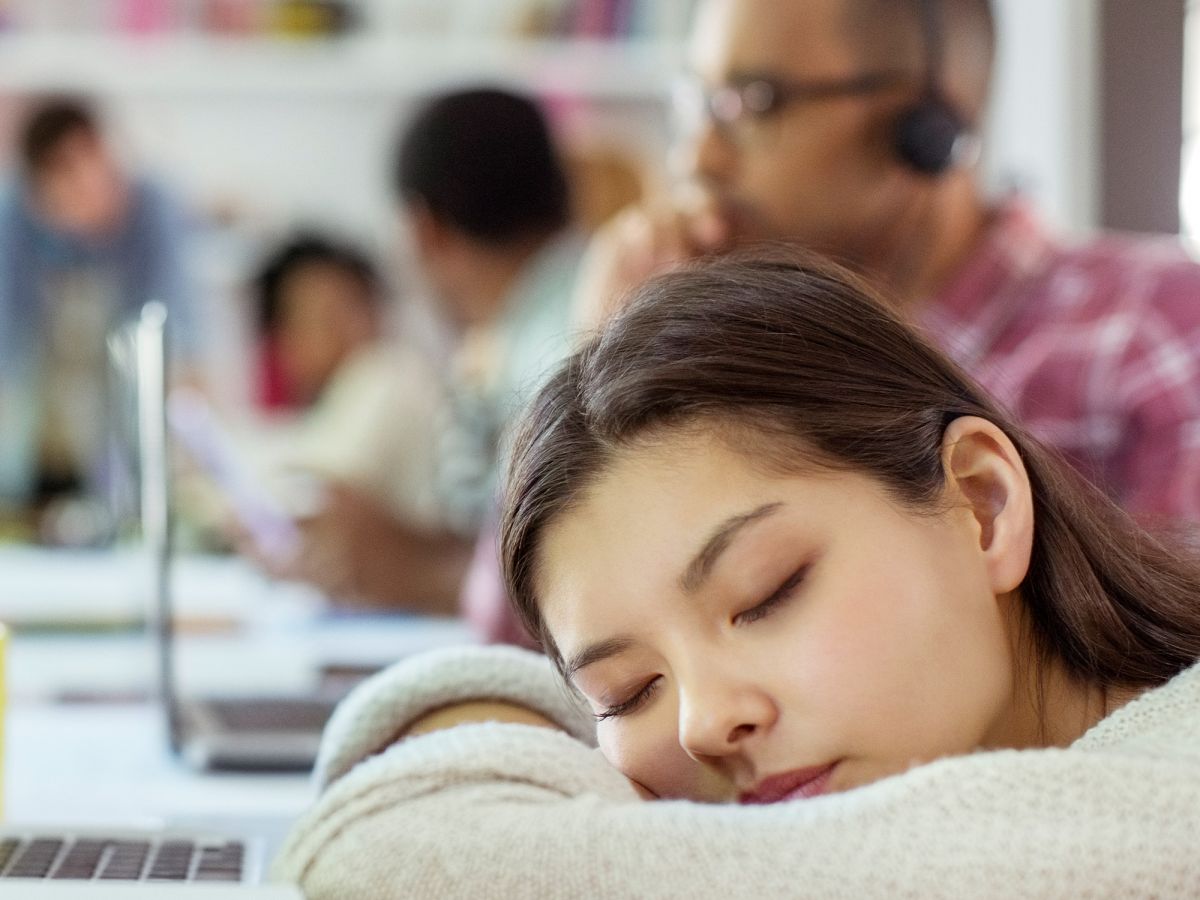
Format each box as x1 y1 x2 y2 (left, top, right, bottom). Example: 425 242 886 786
0 0 695 97
0 34 684 97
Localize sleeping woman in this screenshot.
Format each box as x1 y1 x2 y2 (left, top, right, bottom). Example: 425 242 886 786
275 256 1200 898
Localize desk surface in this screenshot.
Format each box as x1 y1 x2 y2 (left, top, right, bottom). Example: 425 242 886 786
9 612 472 701
0 546 323 631
0 545 473 701
0 546 476 867
6 702 314 827
4 700 313 888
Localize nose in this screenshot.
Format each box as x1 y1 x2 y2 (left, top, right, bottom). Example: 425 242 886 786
688 118 738 187
677 670 777 763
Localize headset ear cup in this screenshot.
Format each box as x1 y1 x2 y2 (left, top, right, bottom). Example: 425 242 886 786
894 99 965 176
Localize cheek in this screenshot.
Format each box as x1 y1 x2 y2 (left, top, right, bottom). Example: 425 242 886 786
595 712 723 801
596 720 685 796
808 543 1012 762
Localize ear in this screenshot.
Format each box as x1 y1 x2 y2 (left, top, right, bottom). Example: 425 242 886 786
941 416 1034 594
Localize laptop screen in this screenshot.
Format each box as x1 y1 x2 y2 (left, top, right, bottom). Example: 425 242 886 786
129 301 185 754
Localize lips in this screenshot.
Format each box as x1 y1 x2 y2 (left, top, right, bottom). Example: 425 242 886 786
738 762 838 805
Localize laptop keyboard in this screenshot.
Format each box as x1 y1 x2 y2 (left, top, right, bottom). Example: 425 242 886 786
0 836 245 882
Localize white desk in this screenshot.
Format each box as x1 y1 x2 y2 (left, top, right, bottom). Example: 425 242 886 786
0 546 475 865
0 546 326 631
0 545 472 701
9 612 472 702
5 701 313 828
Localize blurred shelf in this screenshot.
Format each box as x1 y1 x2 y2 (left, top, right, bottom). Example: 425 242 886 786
0 34 684 98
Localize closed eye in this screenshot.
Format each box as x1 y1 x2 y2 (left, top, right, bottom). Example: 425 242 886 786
595 676 661 721
733 565 809 626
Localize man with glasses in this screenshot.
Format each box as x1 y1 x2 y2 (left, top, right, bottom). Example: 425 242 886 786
578 0 1200 525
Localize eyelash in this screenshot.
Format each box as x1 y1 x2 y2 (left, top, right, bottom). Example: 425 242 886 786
733 565 809 626
593 567 810 721
595 677 660 722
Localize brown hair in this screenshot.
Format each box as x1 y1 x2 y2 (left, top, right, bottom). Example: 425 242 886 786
501 255 1200 691
19 98 98 175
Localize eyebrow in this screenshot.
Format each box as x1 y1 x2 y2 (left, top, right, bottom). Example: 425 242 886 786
563 501 785 679
679 502 785 593
565 636 635 679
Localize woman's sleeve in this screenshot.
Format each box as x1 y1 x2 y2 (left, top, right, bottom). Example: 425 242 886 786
274 647 1200 899
306 645 597 789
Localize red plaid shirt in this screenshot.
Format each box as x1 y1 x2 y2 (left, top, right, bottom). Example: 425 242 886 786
921 200 1200 523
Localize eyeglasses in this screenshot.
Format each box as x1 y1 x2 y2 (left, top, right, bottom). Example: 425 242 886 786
674 71 909 143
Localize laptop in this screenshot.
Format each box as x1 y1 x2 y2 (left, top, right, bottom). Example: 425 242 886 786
129 302 340 772
0 305 307 895
0 827 301 896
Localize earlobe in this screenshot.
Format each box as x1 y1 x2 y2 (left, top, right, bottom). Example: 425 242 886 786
941 416 1034 594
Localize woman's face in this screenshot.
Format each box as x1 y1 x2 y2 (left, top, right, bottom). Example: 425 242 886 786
537 427 1021 804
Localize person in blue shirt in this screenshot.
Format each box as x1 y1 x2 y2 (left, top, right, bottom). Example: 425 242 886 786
0 97 197 527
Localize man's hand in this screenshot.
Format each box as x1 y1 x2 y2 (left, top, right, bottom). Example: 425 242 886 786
574 201 731 331
250 479 473 615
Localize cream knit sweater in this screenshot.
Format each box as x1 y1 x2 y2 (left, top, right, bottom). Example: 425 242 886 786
274 646 1200 898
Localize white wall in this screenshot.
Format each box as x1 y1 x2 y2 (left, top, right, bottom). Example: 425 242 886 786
985 0 1099 232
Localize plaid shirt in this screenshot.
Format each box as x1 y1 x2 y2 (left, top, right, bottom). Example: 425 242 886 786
920 200 1200 523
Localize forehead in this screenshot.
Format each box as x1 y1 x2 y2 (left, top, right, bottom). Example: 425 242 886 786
281 261 363 296
689 0 858 79
534 430 870 639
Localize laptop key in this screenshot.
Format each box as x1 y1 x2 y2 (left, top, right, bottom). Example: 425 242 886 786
51 839 109 879
6 838 65 878
146 840 197 881
0 838 19 875
97 840 151 880
195 841 246 881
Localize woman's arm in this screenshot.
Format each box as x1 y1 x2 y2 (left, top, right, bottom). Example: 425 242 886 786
276 721 1200 899
309 645 596 789
276 647 1200 899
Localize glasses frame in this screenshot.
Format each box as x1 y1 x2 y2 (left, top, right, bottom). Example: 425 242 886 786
676 70 911 142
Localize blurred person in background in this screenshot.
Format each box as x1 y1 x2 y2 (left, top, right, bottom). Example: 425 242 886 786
227 232 461 588
397 88 584 532
262 88 582 626
0 97 199 541
253 232 387 412
578 0 1200 527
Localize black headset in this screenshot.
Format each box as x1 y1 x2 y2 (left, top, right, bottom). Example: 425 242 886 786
893 0 972 176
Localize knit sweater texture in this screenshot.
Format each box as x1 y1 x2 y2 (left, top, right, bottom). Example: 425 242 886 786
274 645 1200 898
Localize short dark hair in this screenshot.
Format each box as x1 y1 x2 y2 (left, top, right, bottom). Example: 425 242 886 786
394 87 571 245
502 255 1200 698
19 98 100 173
252 232 380 334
